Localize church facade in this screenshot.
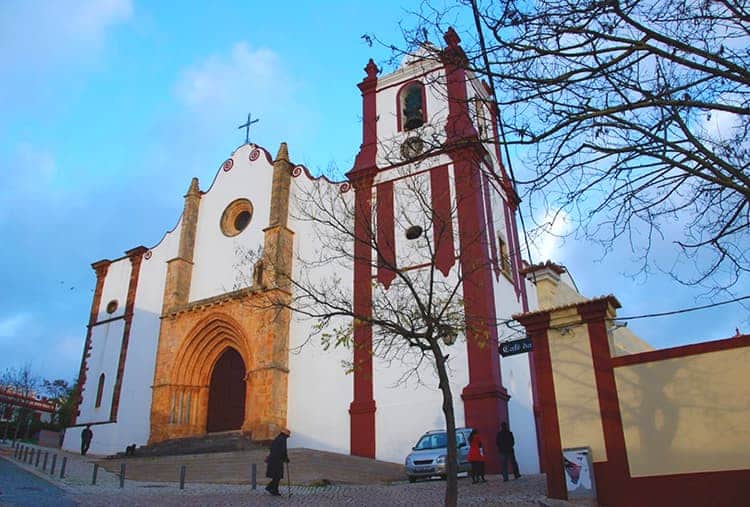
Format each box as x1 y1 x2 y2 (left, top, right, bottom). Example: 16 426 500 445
64 29 541 474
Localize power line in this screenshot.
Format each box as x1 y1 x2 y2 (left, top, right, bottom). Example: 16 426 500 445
497 294 750 331
611 295 750 322
469 0 538 292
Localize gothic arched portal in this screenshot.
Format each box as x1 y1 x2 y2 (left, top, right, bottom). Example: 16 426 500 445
206 347 246 433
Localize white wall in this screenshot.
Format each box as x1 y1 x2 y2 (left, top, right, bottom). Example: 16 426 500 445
190 144 275 301
64 203 181 455
286 174 353 455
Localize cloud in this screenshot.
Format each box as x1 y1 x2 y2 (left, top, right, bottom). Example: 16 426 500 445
0 0 133 107
0 0 132 67
170 42 316 157
528 209 571 263
0 143 62 225
0 312 32 339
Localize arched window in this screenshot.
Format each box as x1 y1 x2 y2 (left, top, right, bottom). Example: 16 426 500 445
95 373 105 408
398 82 426 131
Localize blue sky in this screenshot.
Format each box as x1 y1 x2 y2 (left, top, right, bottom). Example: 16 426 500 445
1 0 746 383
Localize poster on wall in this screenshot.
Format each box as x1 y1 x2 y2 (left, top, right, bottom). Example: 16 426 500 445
563 447 596 499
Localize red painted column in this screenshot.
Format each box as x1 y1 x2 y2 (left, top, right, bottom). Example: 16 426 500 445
346 58 379 459
110 246 148 422
349 171 377 458
515 310 566 499
442 27 508 474
579 298 630 505
71 259 111 424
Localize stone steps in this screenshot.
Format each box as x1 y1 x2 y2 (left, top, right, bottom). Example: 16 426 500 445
96 447 405 485
110 431 266 459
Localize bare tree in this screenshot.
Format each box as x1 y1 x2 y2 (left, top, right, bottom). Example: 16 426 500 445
394 0 749 295
236 156 503 506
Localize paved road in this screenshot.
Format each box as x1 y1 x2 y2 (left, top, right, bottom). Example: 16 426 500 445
0 458 77 507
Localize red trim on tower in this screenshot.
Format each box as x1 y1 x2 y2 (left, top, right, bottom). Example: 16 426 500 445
441 29 479 146
71 259 111 424
109 246 148 422
376 181 396 289
348 169 377 459
351 60 379 174
430 165 455 277
441 27 507 475
514 310 566 499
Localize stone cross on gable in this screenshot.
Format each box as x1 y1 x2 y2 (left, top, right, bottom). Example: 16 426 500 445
238 113 259 144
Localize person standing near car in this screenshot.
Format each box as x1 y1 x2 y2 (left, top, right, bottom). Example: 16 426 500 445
467 429 486 483
496 421 521 481
265 428 291 496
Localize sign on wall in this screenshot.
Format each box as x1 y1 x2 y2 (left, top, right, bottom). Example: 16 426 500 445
563 446 597 499
499 336 533 357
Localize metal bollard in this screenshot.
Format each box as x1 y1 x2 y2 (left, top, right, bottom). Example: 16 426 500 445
51 454 57 475
119 463 126 489
179 464 186 490
35 449 41 467
60 456 67 479
92 463 99 485
24 447 29 463
43 451 48 471
251 463 257 490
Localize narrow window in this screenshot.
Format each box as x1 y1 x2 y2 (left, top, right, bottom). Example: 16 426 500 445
498 235 512 278
95 374 105 408
475 98 489 138
400 82 425 131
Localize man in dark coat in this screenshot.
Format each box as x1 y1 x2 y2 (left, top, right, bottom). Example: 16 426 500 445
80 425 93 456
496 421 521 481
265 428 291 496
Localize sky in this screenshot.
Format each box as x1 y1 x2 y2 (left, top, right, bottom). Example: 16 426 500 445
1 0 746 383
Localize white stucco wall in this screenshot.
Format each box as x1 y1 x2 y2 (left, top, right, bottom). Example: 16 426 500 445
190 145 275 301
286 174 353 455
64 212 181 455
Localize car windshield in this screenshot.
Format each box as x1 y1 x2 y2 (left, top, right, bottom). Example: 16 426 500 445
414 432 461 450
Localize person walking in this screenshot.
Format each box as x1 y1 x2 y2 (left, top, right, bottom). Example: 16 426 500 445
80 425 93 456
467 429 486 483
265 428 291 496
496 421 521 481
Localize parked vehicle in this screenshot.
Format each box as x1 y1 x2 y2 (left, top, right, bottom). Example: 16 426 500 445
404 427 472 482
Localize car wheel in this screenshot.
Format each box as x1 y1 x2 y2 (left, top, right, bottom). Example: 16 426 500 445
439 474 447 481
408 476 416 483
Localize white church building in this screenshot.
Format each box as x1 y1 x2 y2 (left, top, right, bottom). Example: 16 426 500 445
64 28 542 475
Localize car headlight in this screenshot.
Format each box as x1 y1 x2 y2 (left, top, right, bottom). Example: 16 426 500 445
435 454 447 464
405 456 412 466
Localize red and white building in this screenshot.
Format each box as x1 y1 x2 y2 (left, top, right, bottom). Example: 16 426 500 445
65 28 542 475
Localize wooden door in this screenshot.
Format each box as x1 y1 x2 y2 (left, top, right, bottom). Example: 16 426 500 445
206 348 246 432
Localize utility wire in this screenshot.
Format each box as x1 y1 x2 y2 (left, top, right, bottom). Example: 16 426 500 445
611 294 750 322
469 0 537 292
497 294 750 331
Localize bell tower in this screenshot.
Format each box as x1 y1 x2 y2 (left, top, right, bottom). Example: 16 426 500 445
347 28 528 473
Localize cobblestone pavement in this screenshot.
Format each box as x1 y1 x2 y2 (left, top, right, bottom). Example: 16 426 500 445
1 442 570 507
64 476 548 507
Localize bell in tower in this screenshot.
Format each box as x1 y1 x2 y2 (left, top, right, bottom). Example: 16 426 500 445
402 84 424 130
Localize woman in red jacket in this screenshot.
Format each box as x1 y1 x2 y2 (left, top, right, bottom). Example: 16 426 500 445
467 429 486 483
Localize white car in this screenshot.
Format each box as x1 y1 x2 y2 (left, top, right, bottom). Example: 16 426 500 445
404 428 472 482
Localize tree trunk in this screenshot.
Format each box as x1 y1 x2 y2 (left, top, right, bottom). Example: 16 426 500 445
432 339 458 507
